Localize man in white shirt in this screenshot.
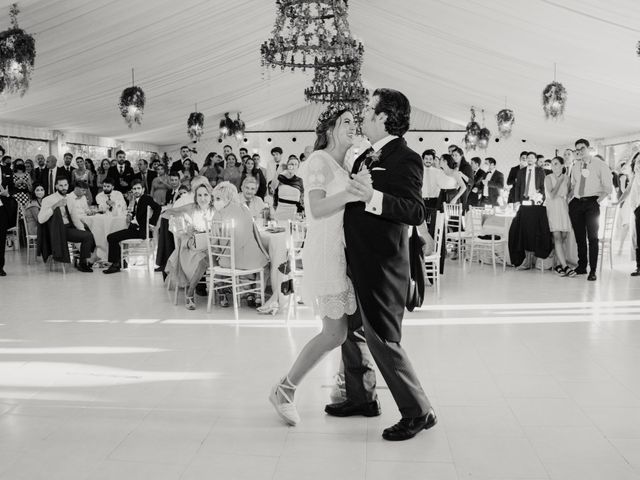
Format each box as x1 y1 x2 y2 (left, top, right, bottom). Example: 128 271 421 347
266 146 284 194
95 178 126 213
66 181 91 231
421 149 455 235
38 177 95 272
239 176 266 219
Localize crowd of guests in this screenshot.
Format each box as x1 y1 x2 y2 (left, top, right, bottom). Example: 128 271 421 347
421 139 631 281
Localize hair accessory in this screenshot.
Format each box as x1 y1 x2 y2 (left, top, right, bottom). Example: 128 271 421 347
316 103 348 131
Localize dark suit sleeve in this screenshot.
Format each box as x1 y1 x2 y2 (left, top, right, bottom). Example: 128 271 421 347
514 169 523 203
147 196 161 226
378 151 425 226
507 167 517 186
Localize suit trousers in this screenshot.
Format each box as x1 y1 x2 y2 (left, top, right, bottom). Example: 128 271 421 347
568 197 600 272
0 205 7 269
107 225 143 264
65 225 95 262
635 207 640 270
341 290 432 418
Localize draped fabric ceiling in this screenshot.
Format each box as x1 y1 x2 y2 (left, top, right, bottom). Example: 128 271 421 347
0 0 639 147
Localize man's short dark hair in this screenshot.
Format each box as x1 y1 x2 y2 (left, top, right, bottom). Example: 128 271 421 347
536 154 545 160
115 150 125 157
372 88 411 137
2 155 11 164
55 177 68 185
239 147 248 153
452 146 464 157
486 157 497 166
470 156 481 166
180 145 189 150
527 151 537 157
575 139 590 148
223 144 232 150
130 179 144 188
63 152 72 159
520 151 529 157
103 177 114 186
169 172 181 179
75 156 83 161
422 149 436 158
139 158 148 165
270 147 283 155
75 180 89 189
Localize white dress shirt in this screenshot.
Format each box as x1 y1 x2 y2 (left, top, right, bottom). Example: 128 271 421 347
38 192 70 225
66 193 89 230
422 166 456 198
96 190 126 213
483 170 495 197
524 167 538 199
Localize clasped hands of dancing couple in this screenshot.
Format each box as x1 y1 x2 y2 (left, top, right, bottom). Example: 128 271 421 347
269 88 437 441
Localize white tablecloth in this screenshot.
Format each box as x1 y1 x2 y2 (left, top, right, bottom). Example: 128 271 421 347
81 214 127 260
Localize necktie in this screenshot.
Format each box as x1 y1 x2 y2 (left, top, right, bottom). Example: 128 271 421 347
49 170 54 194
63 204 71 225
525 169 532 198
107 193 112 211
119 166 123 175
578 167 586 198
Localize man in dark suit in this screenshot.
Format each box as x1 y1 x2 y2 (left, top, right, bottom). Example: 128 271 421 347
61 152 75 186
33 154 46 181
507 151 528 204
0 158 12 276
134 159 156 192
325 88 436 442
170 145 191 174
41 155 67 195
165 172 182 206
468 156 486 207
103 179 161 274
480 157 504 206
1 153 13 192
106 150 135 193
514 151 546 205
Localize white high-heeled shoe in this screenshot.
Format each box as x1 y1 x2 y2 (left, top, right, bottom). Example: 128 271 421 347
269 377 300 426
257 303 279 315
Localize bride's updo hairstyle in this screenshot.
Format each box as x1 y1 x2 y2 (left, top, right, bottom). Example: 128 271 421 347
314 104 351 151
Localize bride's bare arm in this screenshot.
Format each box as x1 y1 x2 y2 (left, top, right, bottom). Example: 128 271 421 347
307 189 354 219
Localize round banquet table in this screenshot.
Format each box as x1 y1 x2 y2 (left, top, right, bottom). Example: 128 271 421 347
81 213 127 260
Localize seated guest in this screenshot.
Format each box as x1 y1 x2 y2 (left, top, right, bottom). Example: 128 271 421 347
480 157 504 206
273 155 304 222
239 176 266 219
165 172 183 206
163 183 216 310
38 177 96 273
24 183 45 238
222 153 243 191
240 156 267 200
95 178 127 213
514 151 546 205
150 163 171 205
103 179 161 274
66 180 92 230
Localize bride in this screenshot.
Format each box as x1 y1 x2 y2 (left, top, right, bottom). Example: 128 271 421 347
269 104 371 425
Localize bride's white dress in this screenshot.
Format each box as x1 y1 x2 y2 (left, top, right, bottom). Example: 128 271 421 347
300 150 357 320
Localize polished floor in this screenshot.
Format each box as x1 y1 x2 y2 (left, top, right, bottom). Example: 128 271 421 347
1 248 640 480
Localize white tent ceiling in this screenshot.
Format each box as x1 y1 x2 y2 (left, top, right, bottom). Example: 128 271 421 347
1 0 640 147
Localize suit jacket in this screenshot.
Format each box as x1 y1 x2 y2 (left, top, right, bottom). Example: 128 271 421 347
134 170 157 192
468 168 487 207
40 166 68 195
514 166 546 203
165 188 181 206
344 137 425 342
37 208 70 263
1 165 13 190
107 165 135 193
170 159 184 174
61 165 75 184
484 170 505 206
129 194 161 237
507 165 522 203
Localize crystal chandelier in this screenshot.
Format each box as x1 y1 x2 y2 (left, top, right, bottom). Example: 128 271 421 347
118 68 145 128
260 0 363 72
219 113 245 141
187 106 204 142
304 65 368 122
0 3 36 96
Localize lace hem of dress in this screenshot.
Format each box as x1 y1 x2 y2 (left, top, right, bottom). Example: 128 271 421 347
315 285 357 320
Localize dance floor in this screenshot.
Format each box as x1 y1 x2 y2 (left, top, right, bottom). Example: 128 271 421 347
1 250 640 480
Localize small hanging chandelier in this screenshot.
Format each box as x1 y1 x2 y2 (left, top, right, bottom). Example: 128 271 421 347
0 3 36 96
118 68 145 128
496 100 515 138
187 104 204 142
464 107 480 150
477 110 491 150
542 63 567 119
219 112 245 141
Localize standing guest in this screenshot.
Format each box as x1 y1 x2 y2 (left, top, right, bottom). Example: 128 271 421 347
564 148 577 179
24 183 45 239
42 155 65 195
514 152 546 205
507 151 528 204
134 158 156 192
165 172 183 206
170 145 191 174
72 157 94 205
38 177 95 273
103 179 161 274
273 155 304 221
239 176 266 219
240 156 267 200
545 156 576 277
450 146 473 209
84 158 98 200
421 149 455 235
11 161 32 210
1 153 13 191
266 146 285 193
0 170 12 276
200 152 220 186
61 153 75 185
182 158 199 178
222 153 243 191
95 178 127 213
618 157 640 276
536 154 545 168
33 154 46 181
96 159 111 190
252 153 266 176
150 164 171 206
468 156 486 207
163 183 216 310
479 158 504 207
24 159 37 183
440 153 467 206
107 150 135 193
568 139 613 281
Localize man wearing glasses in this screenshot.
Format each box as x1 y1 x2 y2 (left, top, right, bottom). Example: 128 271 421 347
568 139 613 281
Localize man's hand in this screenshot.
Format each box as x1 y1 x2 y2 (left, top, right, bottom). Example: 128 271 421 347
347 169 374 203
54 198 67 209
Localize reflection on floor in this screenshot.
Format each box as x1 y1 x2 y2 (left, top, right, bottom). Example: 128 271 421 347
1 249 640 480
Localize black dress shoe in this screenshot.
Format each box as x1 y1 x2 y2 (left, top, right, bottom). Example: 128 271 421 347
587 272 597 281
103 265 121 274
382 409 438 441
154 266 163 272
77 263 93 273
324 399 381 418
574 268 587 275
0 268 6 276
631 270 640 277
